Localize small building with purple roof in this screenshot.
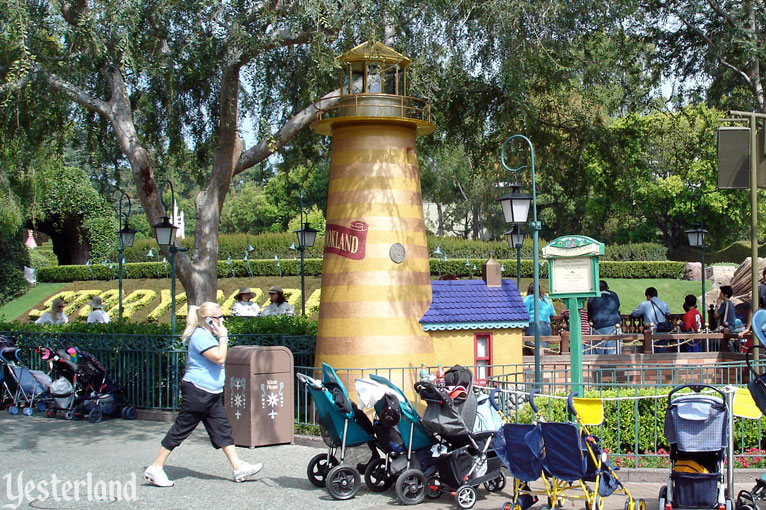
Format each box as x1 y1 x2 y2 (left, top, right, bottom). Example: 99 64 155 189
419 256 529 383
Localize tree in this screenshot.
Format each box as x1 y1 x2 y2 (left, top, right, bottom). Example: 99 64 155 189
642 0 766 112
1 0 372 304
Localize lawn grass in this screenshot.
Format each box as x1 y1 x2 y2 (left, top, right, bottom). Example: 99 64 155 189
516 277 704 315
0 282 69 322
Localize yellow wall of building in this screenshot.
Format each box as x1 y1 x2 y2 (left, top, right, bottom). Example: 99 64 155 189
427 328 523 369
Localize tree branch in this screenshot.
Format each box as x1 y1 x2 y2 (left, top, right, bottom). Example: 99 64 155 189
671 8 754 90
59 0 88 27
35 63 112 118
234 86 342 174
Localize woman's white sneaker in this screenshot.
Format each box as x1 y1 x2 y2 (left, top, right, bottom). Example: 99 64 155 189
143 465 174 487
233 462 263 482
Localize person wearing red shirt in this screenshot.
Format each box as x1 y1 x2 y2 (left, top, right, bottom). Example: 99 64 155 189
680 294 702 352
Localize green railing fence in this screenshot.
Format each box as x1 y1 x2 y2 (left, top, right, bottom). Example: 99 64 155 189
2 331 314 411
4 331 765 466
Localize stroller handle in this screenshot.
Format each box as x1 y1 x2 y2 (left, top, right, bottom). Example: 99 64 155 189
567 392 579 416
529 389 540 413
667 383 725 402
488 387 501 411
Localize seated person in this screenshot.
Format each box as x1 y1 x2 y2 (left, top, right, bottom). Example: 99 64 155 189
231 287 261 317
35 298 69 325
86 296 111 323
260 286 295 317
680 295 701 352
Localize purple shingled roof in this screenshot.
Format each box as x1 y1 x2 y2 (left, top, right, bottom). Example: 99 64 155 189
419 279 529 326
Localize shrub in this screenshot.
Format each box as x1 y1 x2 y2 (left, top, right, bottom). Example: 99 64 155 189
0 228 30 306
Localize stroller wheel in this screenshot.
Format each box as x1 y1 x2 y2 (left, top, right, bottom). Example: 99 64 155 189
8 406 18 415
325 465 360 500
22 407 33 416
64 410 75 420
89 408 103 423
484 473 506 492
37 401 48 412
455 485 477 509
306 453 339 487
395 469 426 505
122 406 137 420
364 458 393 492
425 477 442 499
46 409 57 418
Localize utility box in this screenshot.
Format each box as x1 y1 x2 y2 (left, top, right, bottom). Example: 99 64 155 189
224 346 294 448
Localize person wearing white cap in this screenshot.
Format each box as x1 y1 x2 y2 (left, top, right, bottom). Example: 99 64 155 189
86 296 111 323
260 286 295 317
231 287 261 317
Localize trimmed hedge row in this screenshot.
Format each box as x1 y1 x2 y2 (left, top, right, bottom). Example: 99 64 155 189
37 258 686 283
0 314 318 336
113 234 669 264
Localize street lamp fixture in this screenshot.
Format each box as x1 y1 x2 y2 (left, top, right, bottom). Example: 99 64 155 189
116 190 136 320
505 225 526 289
686 222 708 325
151 179 188 336
497 134 542 384
294 191 319 315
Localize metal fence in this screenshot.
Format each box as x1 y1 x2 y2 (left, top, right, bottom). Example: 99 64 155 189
4 331 765 465
2 331 315 411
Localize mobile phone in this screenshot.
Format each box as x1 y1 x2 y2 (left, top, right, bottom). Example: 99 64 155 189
205 317 216 328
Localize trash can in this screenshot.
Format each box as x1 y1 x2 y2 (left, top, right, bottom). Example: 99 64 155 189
224 346 294 447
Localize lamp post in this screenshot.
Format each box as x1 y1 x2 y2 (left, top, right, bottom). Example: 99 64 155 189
151 179 187 337
505 225 526 289
433 246 447 276
686 223 708 326
497 134 542 384
116 190 136 320
294 192 318 316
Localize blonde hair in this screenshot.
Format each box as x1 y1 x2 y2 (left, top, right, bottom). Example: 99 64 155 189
181 302 221 341
50 298 66 318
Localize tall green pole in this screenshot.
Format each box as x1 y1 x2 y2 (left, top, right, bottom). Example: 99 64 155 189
501 134 541 385
516 244 522 290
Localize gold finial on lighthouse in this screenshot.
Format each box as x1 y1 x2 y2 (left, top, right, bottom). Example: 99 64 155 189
312 41 434 136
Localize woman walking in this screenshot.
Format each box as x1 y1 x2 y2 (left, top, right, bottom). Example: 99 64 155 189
143 302 263 487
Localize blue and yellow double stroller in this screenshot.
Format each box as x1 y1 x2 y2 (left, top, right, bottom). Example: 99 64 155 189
494 389 643 510
297 363 379 500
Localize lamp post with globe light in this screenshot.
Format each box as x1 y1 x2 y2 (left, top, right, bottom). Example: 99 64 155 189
294 191 318 315
151 179 187 336
497 134 541 384
116 190 136 320
505 225 526 290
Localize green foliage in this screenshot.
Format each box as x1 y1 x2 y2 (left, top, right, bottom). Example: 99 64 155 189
0 314 317 336
28 247 58 271
0 228 30 305
604 243 668 261
598 261 686 279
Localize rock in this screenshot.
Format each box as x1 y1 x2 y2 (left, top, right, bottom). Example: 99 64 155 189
730 257 766 301
683 262 702 281
707 265 735 288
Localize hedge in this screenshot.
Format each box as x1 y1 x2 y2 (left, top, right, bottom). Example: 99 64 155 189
513 388 758 455
0 314 318 336
111 233 670 265
37 258 686 283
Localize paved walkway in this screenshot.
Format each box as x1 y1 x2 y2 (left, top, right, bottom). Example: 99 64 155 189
0 414 757 510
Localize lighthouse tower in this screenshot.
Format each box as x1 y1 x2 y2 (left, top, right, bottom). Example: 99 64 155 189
311 41 435 371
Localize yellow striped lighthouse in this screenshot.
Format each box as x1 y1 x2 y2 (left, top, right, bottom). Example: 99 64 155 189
311 41 435 371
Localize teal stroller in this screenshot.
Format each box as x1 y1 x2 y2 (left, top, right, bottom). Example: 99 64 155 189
297 363 378 500
355 374 435 497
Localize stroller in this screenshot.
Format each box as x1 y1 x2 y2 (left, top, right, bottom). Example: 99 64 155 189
659 384 732 510
1 338 51 415
353 374 435 495
297 363 380 500
38 346 136 423
410 365 505 509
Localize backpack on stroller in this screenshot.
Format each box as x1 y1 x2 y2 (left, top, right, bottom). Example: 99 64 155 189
659 384 732 510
